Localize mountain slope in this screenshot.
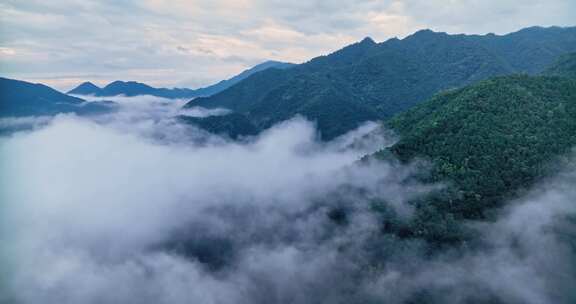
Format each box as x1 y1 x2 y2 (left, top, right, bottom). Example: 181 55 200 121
0 77 110 117
67 81 101 95
544 52 576 78
187 26 576 140
470 26 576 73
246 72 379 140
186 68 293 112
192 60 294 97
381 75 576 222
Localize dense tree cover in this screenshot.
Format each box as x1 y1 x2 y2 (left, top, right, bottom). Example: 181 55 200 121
371 74 576 242
544 52 576 78
248 73 379 140
469 26 576 74
193 60 294 97
186 68 293 112
188 26 576 140
178 113 259 139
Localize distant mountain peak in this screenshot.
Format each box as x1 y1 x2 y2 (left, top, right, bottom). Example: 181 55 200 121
103 80 153 90
402 29 451 43
188 25 576 140
2 77 91 117
359 37 376 45
519 25 549 31
511 25 574 38
78 81 100 88
66 61 292 99
413 29 441 36
190 60 294 97
304 35 377 66
248 60 294 71
106 80 143 86
68 81 102 95
258 60 289 66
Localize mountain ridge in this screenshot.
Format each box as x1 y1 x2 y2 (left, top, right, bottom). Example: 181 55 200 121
187 25 576 140
383 74 576 221
67 60 293 99
0 77 114 118
68 81 101 95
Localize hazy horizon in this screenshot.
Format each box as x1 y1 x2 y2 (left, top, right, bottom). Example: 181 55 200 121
5 24 576 93
1 0 575 90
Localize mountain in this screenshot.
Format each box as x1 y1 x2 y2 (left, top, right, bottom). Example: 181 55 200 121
67 81 102 95
67 61 293 99
544 52 576 78
0 77 113 117
370 73 576 242
187 26 576 140
192 60 294 97
68 80 198 99
468 26 576 74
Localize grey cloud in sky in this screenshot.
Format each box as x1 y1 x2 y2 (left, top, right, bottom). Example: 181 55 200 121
0 0 575 90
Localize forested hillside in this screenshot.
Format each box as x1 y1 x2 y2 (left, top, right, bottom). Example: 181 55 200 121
186 26 576 140
372 74 576 242
544 52 576 78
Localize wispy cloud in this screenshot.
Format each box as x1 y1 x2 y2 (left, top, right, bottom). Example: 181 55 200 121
1 0 574 90
2 96 575 303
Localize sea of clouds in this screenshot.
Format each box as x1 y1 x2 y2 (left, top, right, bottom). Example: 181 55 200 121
1 95 574 304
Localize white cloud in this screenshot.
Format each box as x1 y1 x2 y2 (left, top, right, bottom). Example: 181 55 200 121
242 20 307 44
2 96 576 303
1 98 425 303
2 0 573 90
179 107 231 118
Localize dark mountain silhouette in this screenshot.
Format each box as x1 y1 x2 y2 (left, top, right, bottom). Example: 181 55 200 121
192 60 294 97
0 77 114 117
67 81 101 95
67 61 293 99
187 26 576 140
68 80 197 99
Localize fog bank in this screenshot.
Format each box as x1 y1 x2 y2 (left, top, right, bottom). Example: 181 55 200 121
2 96 575 304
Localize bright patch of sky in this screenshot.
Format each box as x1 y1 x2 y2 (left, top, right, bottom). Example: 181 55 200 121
0 0 575 90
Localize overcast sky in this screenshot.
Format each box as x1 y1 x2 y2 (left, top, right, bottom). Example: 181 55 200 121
1 0 575 91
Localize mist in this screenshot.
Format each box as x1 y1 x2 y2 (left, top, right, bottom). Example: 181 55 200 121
2 96 575 304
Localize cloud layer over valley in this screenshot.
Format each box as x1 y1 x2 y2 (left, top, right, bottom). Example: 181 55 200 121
1 97 575 304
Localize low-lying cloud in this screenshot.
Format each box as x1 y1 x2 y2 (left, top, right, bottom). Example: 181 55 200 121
1 97 575 304
0 116 53 133
179 107 231 118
